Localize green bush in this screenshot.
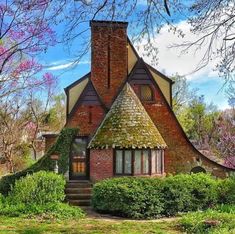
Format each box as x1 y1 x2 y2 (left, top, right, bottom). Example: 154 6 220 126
0 202 85 219
218 176 235 205
0 171 84 220
0 127 78 195
9 171 66 205
0 193 4 209
180 207 235 234
92 177 164 219
92 174 222 218
162 173 219 216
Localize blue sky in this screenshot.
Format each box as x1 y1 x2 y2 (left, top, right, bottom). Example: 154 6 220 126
37 4 230 110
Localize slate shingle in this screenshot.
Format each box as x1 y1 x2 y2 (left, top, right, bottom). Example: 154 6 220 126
88 83 167 149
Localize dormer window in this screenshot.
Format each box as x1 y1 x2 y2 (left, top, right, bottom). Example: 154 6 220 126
140 85 154 101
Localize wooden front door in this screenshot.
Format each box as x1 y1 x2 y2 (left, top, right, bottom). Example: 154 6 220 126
70 137 88 180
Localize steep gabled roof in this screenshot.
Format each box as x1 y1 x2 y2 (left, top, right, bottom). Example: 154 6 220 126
88 83 167 149
67 80 107 121
127 37 174 84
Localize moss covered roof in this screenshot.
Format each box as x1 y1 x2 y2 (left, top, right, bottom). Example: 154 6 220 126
88 83 167 149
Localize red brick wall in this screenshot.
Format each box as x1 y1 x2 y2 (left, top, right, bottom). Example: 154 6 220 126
90 148 113 182
90 21 128 107
131 82 230 178
66 105 105 136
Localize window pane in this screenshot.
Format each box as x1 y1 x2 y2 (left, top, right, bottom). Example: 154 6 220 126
151 150 156 174
134 150 141 174
71 138 87 176
116 150 123 174
72 138 86 158
156 150 162 174
124 150 132 174
140 85 153 101
143 150 149 174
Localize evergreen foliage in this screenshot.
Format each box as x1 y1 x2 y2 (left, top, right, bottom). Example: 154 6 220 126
92 174 235 219
0 128 78 195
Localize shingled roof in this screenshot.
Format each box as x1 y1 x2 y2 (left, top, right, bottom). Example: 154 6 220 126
88 83 167 149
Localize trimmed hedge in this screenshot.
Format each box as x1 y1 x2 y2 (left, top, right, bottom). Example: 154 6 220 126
92 174 235 219
0 128 78 195
218 176 235 205
162 173 218 216
92 177 164 219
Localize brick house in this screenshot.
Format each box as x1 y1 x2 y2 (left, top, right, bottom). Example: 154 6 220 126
47 20 234 181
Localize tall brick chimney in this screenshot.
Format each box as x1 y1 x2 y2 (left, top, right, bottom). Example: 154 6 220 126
90 20 128 107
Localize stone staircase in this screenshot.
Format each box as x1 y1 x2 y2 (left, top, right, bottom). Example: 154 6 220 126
65 180 92 206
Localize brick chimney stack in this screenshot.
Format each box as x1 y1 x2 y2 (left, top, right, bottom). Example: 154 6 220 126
90 20 128 107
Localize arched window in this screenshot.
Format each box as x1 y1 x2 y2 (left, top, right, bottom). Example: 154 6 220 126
190 166 206 174
140 85 154 101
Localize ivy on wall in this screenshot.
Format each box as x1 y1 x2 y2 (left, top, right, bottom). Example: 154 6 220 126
0 128 78 195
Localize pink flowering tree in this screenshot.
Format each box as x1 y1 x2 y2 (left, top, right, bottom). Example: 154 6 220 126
0 0 56 98
215 112 235 169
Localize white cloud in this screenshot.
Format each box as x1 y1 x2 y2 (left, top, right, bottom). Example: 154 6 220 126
44 60 90 71
135 21 231 109
137 20 220 81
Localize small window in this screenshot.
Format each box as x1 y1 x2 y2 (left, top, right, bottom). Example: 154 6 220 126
134 150 141 174
142 150 149 174
151 150 164 174
140 85 154 101
124 150 132 174
115 150 123 174
156 150 163 174
115 150 132 175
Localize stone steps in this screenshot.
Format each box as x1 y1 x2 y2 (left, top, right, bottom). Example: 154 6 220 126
65 180 92 207
68 200 91 206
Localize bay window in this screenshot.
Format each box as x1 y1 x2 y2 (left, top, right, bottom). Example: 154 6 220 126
114 149 164 175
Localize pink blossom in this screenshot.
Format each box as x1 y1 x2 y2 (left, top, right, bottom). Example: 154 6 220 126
43 72 56 86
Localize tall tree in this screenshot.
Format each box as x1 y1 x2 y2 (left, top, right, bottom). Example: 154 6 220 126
172 74 198 115
44 93 66 132
0 72 57 173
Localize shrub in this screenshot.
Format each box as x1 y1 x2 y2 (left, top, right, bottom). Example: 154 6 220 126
92 173 222 218
162 173 219 216
0 127 78 195
9 171 66 205
92 177 164 219
0 193 4 209
218 176 235 205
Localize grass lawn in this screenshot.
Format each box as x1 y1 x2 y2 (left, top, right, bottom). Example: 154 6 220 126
0 216 181 234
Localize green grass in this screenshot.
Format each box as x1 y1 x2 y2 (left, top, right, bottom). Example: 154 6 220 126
0 216 180 234
1 206 235 234
180 205 235 234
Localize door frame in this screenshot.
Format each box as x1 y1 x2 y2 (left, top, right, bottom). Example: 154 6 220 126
69 136 89 180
